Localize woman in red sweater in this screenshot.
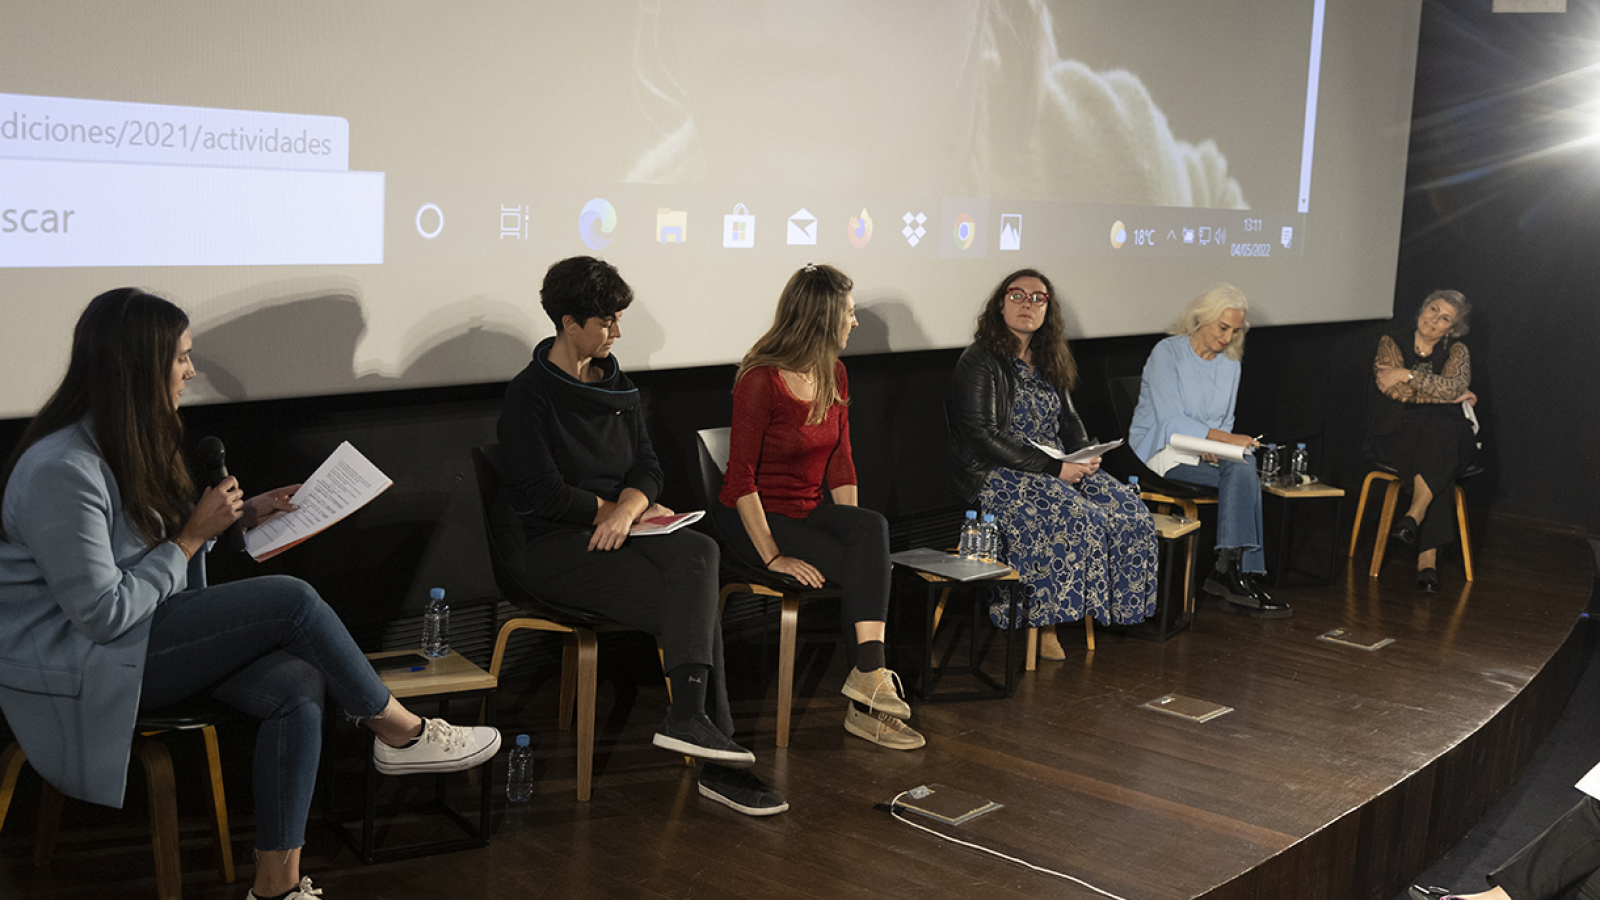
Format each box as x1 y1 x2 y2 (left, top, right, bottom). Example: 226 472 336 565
714 264 922 751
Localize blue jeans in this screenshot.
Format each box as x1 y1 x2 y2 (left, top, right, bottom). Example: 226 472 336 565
138 575 391 852
1165 459 1266 574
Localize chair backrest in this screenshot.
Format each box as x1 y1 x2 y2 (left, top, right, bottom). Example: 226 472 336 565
1108 375 1143 441
694 427 732 542
470 444 608 624
698 427 731 473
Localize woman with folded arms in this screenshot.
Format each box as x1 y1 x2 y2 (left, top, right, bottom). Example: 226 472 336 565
1367 290 1477 593
0 289 500 900
497 256 786 816
715 263 923 751
947 269 1157 659
1129 284 1289 618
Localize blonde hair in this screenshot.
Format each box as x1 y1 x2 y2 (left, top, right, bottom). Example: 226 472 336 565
1171 283 1250 361
735 264 853 424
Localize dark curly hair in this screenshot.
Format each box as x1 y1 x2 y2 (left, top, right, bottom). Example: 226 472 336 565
973 268 1078 393
539 256 634 329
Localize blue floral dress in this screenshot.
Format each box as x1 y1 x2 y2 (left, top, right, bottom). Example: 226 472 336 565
979 360 1158 627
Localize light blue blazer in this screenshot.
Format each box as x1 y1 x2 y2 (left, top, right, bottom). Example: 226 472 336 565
0 420 202 808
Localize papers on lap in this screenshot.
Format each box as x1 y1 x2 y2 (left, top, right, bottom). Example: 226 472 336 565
1028 438 1124 463
1577 761 1600 800
1169 433 1250 462
628 510 704 536
244 442 392 561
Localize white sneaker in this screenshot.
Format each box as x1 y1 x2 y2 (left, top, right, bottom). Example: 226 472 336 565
248 875 323 899
372 718 502 775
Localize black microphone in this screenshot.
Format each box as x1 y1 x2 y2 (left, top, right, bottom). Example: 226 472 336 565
197 436 246 552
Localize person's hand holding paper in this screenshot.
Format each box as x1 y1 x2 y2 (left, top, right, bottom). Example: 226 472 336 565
1168 433 1252 467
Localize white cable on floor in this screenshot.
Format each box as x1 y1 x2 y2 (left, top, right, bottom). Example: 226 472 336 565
887 790 1135 900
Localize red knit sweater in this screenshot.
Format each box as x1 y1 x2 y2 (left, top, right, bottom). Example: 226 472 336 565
718 363 857 518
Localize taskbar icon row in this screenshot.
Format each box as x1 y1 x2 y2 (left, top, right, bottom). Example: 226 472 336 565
467 199 1029 254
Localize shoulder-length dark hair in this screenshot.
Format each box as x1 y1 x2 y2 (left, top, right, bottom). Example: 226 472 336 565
973 268 1078 393
736 264 854 424
0 288 195 545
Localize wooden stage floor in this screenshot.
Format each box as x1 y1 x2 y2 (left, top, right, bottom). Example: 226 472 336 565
1 516 1592 900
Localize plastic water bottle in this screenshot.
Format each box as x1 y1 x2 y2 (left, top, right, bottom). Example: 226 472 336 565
420 587 450 658
1289 443 1310 486
506 734 533 803
1128 475 1140 495
978 513 999 564
1259 443 1280 486
957 510 980 559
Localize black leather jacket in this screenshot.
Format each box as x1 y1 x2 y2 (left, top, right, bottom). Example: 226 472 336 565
946 342 1091 504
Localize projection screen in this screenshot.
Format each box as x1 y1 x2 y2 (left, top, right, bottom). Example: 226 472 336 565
0 0 1422 418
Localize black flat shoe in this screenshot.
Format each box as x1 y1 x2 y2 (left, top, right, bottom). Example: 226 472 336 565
1207 565 1293 618
1242 572 1276 605
1219 596 1294 619
1391 515 1419 545
1416 567 1439 594
1203 564 1258 603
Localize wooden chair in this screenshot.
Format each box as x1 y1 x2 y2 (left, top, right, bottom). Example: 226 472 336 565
695 427 840 748
471 445 683 802
0 698 237 900
1348 463 1478 581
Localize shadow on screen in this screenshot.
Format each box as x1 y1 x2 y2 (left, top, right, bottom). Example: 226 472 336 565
851 301 931 355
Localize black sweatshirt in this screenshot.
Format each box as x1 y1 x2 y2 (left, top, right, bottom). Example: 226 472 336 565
496 338 663 534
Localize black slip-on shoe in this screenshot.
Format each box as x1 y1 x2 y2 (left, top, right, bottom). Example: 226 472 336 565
1391 515 1420 545
652 714 755 767
1417 567 1439 594
699 764 788 816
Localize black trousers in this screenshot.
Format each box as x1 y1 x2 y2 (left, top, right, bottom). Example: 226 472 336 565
1489 796 1600 900
714 503 891 661
513 527 733 736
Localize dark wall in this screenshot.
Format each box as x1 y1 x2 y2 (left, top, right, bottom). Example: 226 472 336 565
5 0 1598 630
1393 0 1600 537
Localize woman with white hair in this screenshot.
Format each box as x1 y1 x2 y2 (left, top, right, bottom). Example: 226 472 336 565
1128 284 1288 618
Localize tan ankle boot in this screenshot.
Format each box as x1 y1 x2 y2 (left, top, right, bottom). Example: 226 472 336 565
1038 626 1066 661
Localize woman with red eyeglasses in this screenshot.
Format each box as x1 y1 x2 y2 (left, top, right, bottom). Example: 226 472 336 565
947 269 1157 660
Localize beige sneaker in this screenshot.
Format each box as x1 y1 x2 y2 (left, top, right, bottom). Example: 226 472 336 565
844 705 926 750
841 667 911 719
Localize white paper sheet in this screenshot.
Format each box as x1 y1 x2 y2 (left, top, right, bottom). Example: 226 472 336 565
244 441 392 561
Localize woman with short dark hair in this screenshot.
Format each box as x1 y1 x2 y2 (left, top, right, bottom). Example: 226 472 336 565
0 288 500 900
497 256 787 816
1368 289 1477 592
947 269 1157 659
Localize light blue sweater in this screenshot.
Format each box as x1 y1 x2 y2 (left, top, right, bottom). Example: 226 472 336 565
1128 335 1240 475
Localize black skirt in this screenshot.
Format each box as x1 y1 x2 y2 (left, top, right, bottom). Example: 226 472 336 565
1371 403 1476 551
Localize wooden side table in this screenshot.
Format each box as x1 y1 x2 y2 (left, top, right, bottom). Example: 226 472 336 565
322 650 497 864
1109 513 1201 642
1262 481 1346 585
896 561 1024 702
